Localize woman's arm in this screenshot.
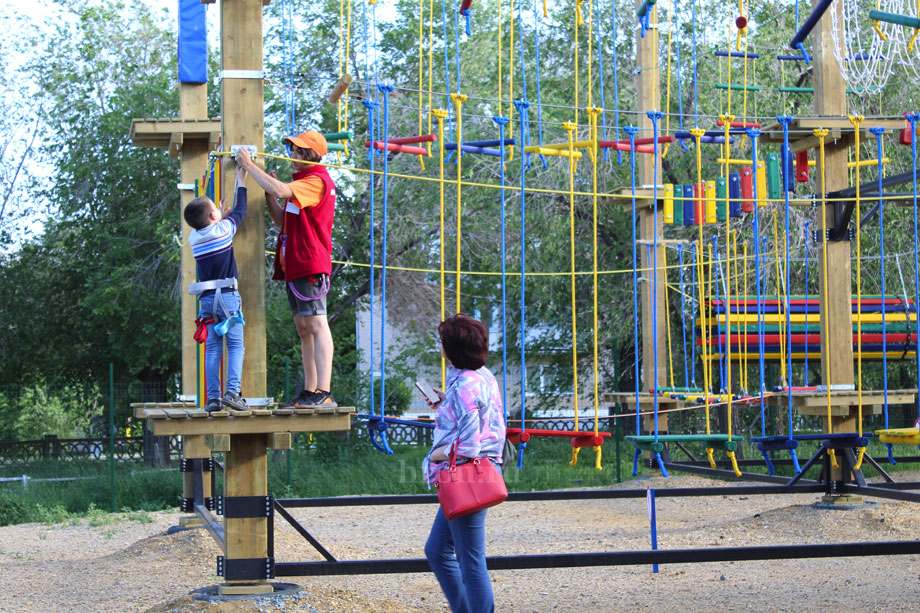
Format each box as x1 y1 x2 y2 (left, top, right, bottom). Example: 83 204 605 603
236 148 294 200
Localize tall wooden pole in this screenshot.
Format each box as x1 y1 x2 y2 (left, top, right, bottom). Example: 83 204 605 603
814 0 856 441
179 83 210 397
636 4 669 434
220 0 267 399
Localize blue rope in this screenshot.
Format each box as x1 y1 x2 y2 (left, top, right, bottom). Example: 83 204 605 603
494 115 511 425
611 0 622 163
377 84 395 456
679 245 690 387
362 100 379 421
649 111 664 444
460 6 471 35
625 124 641 456
778 115 794 441
516 0 532 167
748 128 767 436
871 126 894 463
909 113 920 435
514 99 531 469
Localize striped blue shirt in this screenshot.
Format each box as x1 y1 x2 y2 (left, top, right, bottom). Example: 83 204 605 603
188 187 247 296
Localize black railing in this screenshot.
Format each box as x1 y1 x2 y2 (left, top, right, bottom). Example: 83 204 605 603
0 434 182 464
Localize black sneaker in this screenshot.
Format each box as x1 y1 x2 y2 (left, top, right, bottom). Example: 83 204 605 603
205 398 221 413
307 390 337 408
278 389 316 409
220 391 249 411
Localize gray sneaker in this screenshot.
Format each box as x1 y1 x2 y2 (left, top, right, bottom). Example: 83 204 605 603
220 391 249 411
205 398 222 413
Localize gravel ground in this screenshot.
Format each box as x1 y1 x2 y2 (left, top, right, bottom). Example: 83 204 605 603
1 471 919 612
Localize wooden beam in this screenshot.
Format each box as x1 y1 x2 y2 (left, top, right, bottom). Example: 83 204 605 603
148 412 353 436
635 1 669 441
222 433 267 593
221 0 267 399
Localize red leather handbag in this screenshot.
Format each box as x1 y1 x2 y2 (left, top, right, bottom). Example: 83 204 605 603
436 439 508 520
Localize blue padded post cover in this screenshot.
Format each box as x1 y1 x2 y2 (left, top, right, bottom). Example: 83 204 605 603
179 0 207 84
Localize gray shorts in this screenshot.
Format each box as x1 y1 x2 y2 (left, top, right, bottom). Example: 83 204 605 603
286 274 329 317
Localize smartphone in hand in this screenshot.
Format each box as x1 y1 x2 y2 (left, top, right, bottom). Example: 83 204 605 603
415 379 441 405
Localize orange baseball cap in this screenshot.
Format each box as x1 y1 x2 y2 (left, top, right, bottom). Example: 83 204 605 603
284 130 328 156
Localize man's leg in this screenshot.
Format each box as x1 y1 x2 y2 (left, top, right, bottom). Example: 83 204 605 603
295 313 333 392
294 314 317 393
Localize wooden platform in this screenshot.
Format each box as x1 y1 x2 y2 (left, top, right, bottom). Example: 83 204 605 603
134 405 355 436
602 392 683 408
759 116 906 152
765 389 916 417
129 117 221 157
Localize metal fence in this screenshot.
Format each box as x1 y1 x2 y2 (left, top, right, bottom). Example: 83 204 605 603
0 434 182 465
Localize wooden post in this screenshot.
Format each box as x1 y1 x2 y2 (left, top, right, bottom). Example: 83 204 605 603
221 433 270 595
636 1 669 438
180 434 212 529
179 83 210 398
813 0 856 449
220 0 267 399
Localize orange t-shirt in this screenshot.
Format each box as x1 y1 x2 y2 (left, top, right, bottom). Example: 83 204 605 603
288 175 325 209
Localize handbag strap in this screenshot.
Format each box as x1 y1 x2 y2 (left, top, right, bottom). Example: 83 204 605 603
448 438 459 469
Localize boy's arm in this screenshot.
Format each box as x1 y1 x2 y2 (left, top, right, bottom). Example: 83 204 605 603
236 148 294 200
265 170 284 227
227 185 247 228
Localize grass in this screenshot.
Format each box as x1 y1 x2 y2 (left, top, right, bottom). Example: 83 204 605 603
0 430 916 527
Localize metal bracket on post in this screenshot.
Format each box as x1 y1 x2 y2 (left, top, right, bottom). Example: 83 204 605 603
217 556 275 580
230 145 257 159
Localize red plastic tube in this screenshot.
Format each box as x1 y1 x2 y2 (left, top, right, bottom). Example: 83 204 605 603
716 120 762 128
460 0 473 10
363 134 436 146
740 166 754 212
796 151 809 182
597 141 655 153
365 141 427 155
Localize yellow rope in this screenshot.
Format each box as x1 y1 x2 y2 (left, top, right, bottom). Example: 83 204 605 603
433 108 449 387
691 129 713 428
663 4 674 158
574 2 582 128
451 94 467 313
665 247 675 387
587 107 604 453
564 121 581 438
772 211 787 385
849 115 865 438
815 127 839 470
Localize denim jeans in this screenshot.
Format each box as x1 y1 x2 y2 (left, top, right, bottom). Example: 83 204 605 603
198 291 244 399
425 506 494 613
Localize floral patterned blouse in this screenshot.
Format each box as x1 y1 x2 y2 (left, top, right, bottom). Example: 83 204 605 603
423 365 506 486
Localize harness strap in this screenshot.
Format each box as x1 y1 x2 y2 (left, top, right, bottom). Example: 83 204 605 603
188 277 238 296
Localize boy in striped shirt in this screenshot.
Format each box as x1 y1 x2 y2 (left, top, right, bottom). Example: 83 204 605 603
183 164 249 412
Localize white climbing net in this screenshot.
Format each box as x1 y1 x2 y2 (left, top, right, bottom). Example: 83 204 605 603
878 0 920 81
829 0 901 95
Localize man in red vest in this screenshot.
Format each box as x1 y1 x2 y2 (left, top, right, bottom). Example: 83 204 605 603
236 131 336 408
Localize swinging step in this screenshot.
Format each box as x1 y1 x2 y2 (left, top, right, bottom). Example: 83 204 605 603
625 434 741 453
506 427 611 447
875 427 920 445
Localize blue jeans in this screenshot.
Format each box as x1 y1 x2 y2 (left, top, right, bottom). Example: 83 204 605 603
425 507 494 613
198 291 244 399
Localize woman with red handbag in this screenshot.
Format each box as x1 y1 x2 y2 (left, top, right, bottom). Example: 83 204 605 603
423 314 506 613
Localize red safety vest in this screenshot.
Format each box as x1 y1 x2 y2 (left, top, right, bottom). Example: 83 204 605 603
272 165 336 282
